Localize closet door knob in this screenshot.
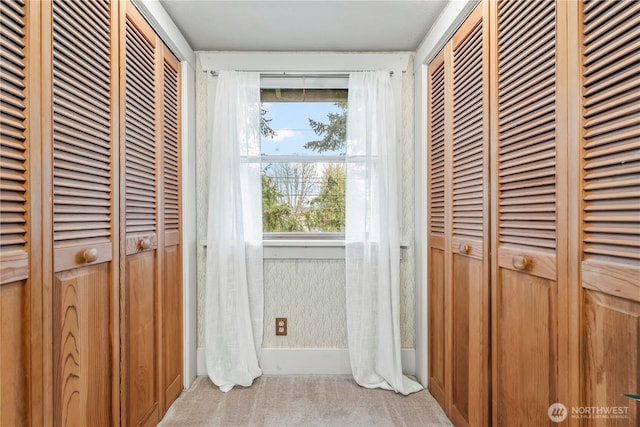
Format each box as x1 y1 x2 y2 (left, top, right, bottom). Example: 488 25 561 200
82 248 98 263
459 243 471 254
139 238 151 250
512 255 530 271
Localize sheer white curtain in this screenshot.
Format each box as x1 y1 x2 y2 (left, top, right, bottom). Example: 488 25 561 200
205 71 263 392
345 71 422 395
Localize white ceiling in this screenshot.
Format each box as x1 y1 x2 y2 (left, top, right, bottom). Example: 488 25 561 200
158 0 448 52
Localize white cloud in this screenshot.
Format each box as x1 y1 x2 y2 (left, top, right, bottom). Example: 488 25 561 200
266 129 302 142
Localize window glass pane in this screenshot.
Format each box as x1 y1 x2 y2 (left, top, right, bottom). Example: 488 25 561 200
260 102 347 156
262 162 345 232
260 93 347 235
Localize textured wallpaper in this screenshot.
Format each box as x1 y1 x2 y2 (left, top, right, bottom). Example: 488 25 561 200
195 54 417 349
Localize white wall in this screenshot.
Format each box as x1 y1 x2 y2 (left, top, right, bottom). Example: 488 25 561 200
412 0 478 386
194 52 417 375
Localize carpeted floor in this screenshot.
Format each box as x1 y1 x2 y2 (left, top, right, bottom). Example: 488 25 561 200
158 375 453 426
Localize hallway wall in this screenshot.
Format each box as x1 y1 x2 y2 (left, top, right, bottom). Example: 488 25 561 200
194 54 416 351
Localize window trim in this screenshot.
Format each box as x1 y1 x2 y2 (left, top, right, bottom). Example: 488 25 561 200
262 238 411 259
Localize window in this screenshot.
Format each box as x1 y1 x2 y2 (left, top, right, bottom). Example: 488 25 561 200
260 87 347 237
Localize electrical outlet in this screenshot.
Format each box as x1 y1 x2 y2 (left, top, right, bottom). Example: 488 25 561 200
275 317 287 336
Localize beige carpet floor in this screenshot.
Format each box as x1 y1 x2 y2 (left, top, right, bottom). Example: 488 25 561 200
158 375 453 427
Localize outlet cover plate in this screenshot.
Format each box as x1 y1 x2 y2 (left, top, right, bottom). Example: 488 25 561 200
275 317 287 336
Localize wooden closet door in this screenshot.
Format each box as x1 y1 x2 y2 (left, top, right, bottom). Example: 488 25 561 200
580 1 640 424
449 4 489 427
122 3 160 425
49 0 118 425
0 1 34 424
490 0 562 424
161 45 183 411
427 49 449 411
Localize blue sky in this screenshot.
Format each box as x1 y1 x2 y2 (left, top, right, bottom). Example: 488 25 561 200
261 102 345 156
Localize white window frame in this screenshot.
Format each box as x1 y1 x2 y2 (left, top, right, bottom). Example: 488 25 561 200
260 78 348 250
201 52 410 258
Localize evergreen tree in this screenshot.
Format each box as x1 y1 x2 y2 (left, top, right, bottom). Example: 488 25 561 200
304 101 347 153
262 169 305 232
305 164 346 232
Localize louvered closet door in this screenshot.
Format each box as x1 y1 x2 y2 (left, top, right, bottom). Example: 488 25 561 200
50 0 116 425
0 0 30 424
161 45 183 411
580 1 640 424
492 0 560 424
427 49 448 410
123 2 160 425
449 4 489 427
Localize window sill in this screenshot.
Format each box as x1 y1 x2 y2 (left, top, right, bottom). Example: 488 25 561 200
201 240 409 260
263 239 409 260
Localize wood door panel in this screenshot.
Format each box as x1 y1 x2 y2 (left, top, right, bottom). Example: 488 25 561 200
123 3 160 424
492 1 559 424
125 250 158 426
0 0 29 286
451 254 486 427
163 244 182 407
161 46 182 411
495 269 556 426
53 264 112 427
452 255 470 425
0 1 30 420
0 280 27 426
583 290 639 426
428 248 446 405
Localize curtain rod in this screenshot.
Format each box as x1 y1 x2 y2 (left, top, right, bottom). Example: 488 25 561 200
206 71 394 77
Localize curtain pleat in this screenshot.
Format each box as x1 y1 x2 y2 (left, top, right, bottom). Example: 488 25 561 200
205 71 263 392
345 71 422 395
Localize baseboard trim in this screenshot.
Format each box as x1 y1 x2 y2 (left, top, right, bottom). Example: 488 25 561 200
196 347 416 376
